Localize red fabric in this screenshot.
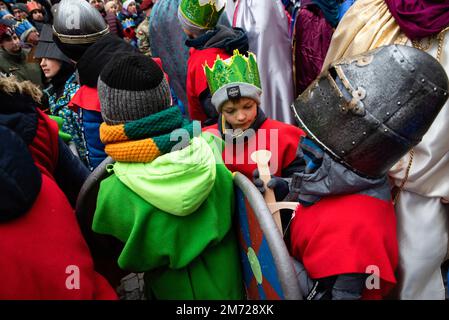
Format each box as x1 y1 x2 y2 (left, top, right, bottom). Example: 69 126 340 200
186 47 231 123
152 57 171 84
204 118 304 178
0 175 117 300
290 194 398 299
69 85 101 112
27 109 60 178
293 6 334 95
0 109 117 299
140 0 155 11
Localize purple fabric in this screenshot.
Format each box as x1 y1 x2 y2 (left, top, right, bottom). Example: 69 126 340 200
294 6 334 95
105 12 123 38
385 0 449 40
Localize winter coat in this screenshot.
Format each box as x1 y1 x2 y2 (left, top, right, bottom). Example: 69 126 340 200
93 134 244 299
0 48 42 86
0 77 116 299
44 72 86 163
70 33 138 170
136 17 151 56
68 85 107 171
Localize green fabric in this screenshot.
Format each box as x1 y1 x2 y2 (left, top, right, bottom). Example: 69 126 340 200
112 136 216 216
151 119 195 154
49 115 72 142
121 106 197 155
200 131 225 162
93 135 244 299
123 106 184 140
144 231 244 300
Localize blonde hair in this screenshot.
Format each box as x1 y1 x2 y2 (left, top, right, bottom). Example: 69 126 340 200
104 1 117 13
0 76 43 103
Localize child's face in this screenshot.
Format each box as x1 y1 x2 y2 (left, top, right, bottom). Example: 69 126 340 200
221 97 258 131
105 2 118 14
127 2 137 14
31 10 44 22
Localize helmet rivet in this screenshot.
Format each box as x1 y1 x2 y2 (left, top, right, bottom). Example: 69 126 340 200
409 90 413 94
444 92 448 96
433 87 438 92
397 101 401 105
421 78 425 83
352 141 356 145
384 129 388 132
363 132 367 135
411 68 415 72
341 150 345 154
386 112 390 116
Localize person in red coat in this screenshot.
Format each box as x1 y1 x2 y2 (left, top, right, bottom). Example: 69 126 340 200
178 0 248 126
0 75 117 300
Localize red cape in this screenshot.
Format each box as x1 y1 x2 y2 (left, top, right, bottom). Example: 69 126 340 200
69 85 101 113
290 194 398 299
187 47 231 123
204 118 304 178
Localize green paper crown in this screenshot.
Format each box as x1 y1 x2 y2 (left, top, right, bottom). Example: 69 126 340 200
179 0 225 29
205 50 261 95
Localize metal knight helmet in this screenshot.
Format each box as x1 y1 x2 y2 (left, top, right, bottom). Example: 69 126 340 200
52 0 109 45
291 44 449 178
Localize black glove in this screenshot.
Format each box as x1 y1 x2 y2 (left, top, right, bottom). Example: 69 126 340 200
285 136 324 207
252 169 290 201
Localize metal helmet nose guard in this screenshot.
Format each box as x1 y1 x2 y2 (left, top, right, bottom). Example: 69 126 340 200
292 44 449 178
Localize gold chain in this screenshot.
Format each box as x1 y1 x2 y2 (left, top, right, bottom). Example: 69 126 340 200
394 26 448 204
436 26 449 62
411 36 433 51
411 26 448 61
394 149 414 204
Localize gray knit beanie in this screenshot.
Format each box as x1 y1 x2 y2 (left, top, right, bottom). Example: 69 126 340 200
98 53 172 125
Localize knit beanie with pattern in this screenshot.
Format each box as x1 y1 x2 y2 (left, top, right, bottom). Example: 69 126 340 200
98 53 172 125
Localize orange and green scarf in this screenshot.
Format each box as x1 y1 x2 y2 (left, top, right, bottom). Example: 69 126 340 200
100 106 197 162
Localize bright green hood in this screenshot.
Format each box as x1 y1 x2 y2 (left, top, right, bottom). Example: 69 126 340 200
110 136 218 216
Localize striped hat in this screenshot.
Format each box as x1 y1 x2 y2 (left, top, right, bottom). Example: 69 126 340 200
98 53 172 125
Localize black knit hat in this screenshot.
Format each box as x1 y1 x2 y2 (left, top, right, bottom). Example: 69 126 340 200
98 53 172 125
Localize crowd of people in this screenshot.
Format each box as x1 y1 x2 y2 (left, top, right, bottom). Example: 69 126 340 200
0 0 448 301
